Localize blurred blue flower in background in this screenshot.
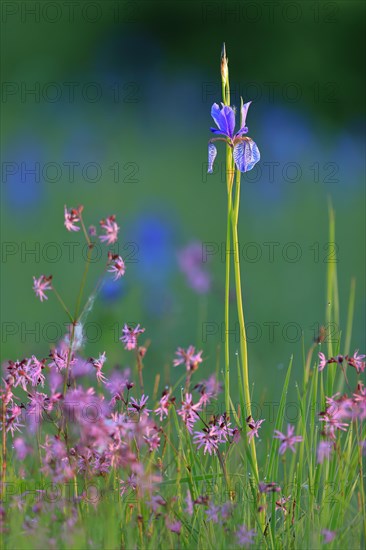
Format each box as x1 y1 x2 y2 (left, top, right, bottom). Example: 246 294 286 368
143 285 175 317
62 121 106 167
100 276 127 303
123 209 179 317
244 105 321 203
3 135 46 212
127 210 178 285
259 106 314 162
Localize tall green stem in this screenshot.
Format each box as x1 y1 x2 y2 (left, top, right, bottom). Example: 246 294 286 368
224 150 234 417
231 169 259 481
222 43 233 416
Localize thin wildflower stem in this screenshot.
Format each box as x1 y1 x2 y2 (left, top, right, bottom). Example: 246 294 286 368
63 322 75 395
135 348 144 394
79 212 91 247
74 243 94 321
1 395 6 500
77 262 108 322
52 285 73 323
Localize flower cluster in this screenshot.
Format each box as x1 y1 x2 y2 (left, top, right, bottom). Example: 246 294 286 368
193 413 239 455
317 382 366 459
34 206 124 303
318 350 365 373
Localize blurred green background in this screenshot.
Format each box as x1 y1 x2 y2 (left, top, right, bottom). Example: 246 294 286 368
1 1 365 404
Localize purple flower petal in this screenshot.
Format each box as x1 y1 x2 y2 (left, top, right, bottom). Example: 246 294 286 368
210 103 235 138
211 103 226 131
240 101 252 130
208 143 217 173
210 127 226 135
233 138 260 172
220 104 236 138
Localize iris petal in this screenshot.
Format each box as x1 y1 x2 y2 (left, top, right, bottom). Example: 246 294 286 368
241 101 252 129
220 105 236 138
210 127 226 135
211 103 226 132
210 103 236 138
233 139 260 173
207 143 218 173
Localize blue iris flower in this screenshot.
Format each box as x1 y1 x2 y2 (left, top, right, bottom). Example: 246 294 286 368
208 100 260 174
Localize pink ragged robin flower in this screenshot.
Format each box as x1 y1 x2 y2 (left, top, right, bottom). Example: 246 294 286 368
258 482 281 494
143 425 161 451
273 424 303 455
215 413 234 442
4 405 24 436
321 529 336 543
318 352 337 372
353 382 366 420
205 501 233 524
317 441 334 463
177 393 201 433
64 205 83 232
7 357 46 391
235 525 256 546
246 416 265 443
148 495 166 513
26 391 53 431
185 490 193 516
13 437 32 460
120 474 137 496
154 393 172 421
49 347 75 371
193 426 219 455
128 394 151 417
194 374 222 405
108 253 125 280
205 503 221 523
275 495 292 515
318 352 328 371
324 392 362 421
165 518 181 535
105 368 132 406
319 408 348 439
346 350 365 373
33 275 52 302
89 352 108 384
99 215 119 245
120 470 162 497
173 345 203 372
120 324 145 351
177 241 211 294
0 379 14 407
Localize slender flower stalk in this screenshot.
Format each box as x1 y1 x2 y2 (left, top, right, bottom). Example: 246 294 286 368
51 286 73 323
1 392 6 499
231 165 259 481
209 45 261 484
221 44 234 415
